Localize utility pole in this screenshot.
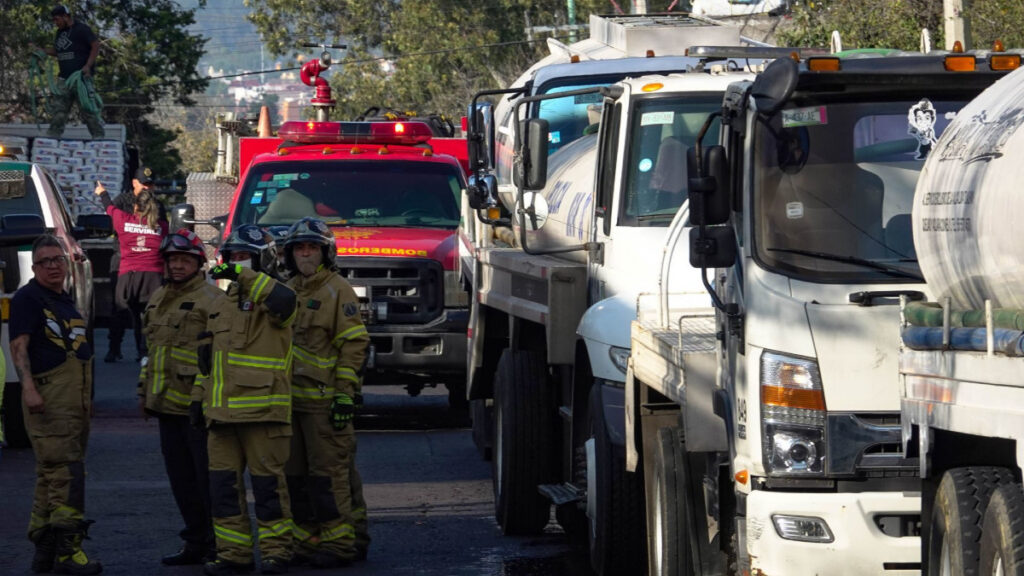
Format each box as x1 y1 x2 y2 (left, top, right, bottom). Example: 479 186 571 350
944 0 972 50
633 0 648 14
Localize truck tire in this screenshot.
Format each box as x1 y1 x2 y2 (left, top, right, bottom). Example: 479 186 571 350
587 385 647 575
649 426 698 576
470 399 492 461
928 467 1016 576
980 483 1024 576
492 349 555 535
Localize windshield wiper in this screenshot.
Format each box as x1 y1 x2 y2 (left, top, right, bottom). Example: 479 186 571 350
766 247 924 281
637 212 677 221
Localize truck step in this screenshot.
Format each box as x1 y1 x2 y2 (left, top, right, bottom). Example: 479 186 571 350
538 482 585 505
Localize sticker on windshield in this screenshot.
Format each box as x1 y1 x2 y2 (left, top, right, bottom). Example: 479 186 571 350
256 181 270 188
908 98 937 160
273 173 298 181
573 92 602 105
299 173 310 180
251 190 263 204
786 202 804 219
641 111 674 126
638 158 653 172
549 131 562 144
782 106 828 128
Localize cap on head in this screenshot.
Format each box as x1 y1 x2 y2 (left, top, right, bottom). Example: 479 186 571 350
134 165 155 185
51 5 69 16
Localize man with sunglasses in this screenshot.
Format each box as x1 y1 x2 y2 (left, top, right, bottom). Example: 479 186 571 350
139 229 226 566
9 235 101 575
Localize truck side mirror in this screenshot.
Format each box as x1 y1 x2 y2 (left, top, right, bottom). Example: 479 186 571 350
467 102 494 172
73 214 113 239
689 226 736 269
0 214 46 240
687 145 731 226
466 174 498 209
514 118 549 191
171 203 196 233
751 57 798 115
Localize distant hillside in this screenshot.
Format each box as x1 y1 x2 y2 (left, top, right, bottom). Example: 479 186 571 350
182 0 265 73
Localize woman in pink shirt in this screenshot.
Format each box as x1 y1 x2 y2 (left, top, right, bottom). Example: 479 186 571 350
95 168 168 362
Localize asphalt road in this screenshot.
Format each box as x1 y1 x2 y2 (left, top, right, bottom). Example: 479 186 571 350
0 329 591 576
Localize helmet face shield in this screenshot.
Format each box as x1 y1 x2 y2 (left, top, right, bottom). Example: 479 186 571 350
160 228 206 265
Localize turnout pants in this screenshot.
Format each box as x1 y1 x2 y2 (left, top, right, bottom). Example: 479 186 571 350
23 359 91 540
285 411 357 559
208 422 292 564
351 442 370 552
158 414 213 548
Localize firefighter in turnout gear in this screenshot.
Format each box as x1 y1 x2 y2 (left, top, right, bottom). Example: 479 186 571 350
9 235 100 575
140 229 226 566
282 218 369 567
194 225 298 576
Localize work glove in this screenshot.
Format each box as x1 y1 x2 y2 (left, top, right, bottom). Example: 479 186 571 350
189 401 205 430
329 393 355 430
197 340 212 376
210 263 241 281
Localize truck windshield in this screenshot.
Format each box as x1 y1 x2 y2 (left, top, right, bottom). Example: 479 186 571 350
620 93 723 226
233 160 463 229
538 83 607 155
752 98 964 282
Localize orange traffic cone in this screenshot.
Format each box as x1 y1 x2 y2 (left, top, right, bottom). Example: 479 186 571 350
258 106 272 137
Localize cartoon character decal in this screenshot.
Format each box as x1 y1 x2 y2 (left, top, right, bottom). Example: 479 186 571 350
909 98 938 160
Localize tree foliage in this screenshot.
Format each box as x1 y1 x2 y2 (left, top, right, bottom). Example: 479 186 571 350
777 0 1024 52
0 0 209 178
244 0 686 120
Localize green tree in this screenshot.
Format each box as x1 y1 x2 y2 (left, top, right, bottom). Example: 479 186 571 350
0 1 209 178
244 0 617 119
778 0 1024 52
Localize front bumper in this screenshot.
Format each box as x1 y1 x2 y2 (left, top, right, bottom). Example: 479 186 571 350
745 488 920 576
366 308 467 374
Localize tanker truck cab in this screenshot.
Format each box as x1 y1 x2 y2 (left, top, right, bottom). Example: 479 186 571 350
671 51 1016 574
215 120 470 406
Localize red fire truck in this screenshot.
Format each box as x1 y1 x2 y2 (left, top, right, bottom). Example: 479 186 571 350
175 49 470 409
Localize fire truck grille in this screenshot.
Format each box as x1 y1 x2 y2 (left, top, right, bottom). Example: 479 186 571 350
335 257 443 325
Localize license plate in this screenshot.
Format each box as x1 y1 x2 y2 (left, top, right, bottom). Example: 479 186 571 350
353 285 367 298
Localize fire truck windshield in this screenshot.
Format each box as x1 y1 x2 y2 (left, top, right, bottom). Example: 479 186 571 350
234 160 463 229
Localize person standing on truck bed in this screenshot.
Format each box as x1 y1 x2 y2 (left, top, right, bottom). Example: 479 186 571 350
94 167 167 363
44 5 104 139
139 229 227 567
9 235 101 575
282 218 369 567
194 226 297 576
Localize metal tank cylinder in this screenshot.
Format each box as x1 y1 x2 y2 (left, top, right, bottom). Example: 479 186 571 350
914 66 1024 309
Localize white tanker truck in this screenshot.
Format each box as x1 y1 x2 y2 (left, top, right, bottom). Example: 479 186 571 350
460 14 768 574
627 48 1021 576
900 55 1024 576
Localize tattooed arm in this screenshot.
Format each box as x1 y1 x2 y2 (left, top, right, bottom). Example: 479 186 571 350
11 334 43 413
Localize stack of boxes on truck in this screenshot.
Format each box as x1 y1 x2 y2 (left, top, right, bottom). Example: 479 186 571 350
28 137 126 216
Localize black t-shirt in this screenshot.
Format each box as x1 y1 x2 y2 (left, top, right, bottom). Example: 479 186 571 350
9 279 92 374
54 20 98 79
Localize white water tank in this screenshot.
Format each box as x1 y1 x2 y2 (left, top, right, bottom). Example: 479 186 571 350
914 66 1024 309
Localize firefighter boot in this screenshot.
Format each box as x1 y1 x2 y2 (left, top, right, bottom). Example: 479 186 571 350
30 526 57 573
52 522 102 575
202 558 254 576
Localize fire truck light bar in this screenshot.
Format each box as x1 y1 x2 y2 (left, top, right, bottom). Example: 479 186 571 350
278 121 434 145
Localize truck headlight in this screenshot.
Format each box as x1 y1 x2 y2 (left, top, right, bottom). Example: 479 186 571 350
608 346 630 375
761 351 826 476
